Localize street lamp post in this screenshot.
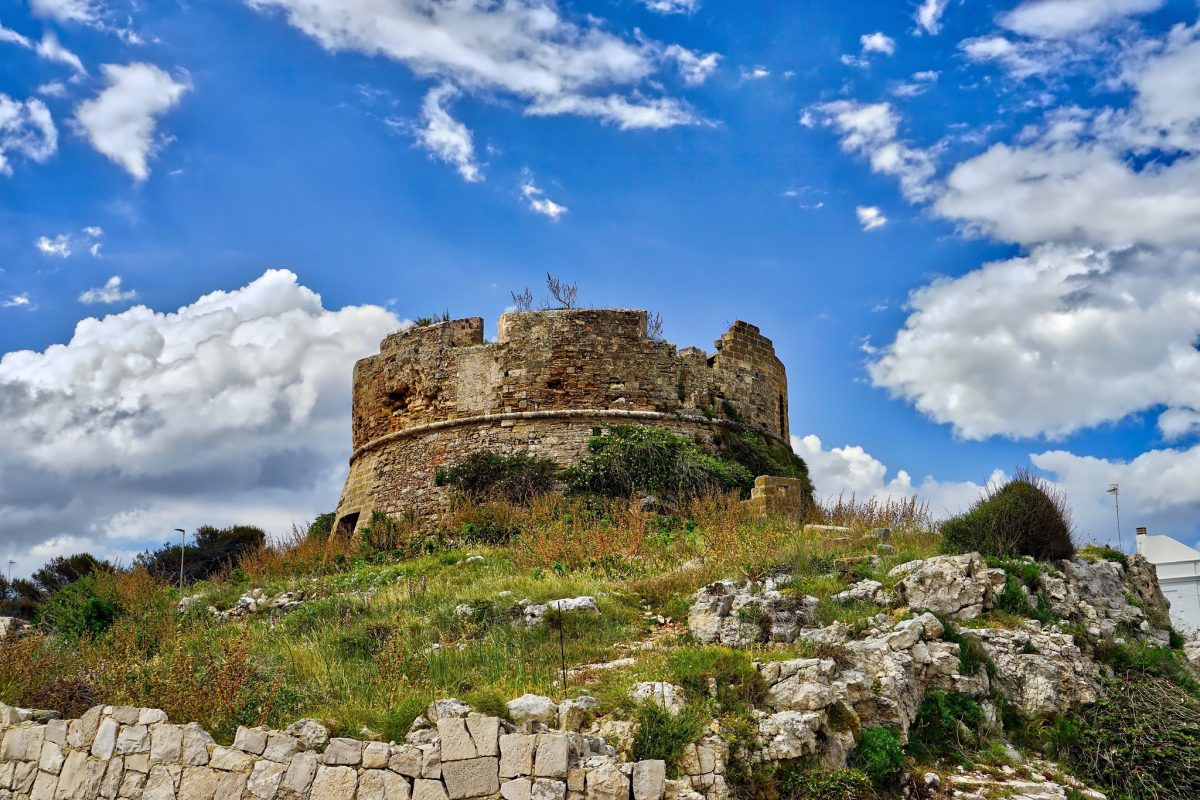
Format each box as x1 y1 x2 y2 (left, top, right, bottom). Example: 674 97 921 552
175 529 187 592
1106 484 1123 552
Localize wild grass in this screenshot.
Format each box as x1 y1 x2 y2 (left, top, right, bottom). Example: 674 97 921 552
0 488 947 742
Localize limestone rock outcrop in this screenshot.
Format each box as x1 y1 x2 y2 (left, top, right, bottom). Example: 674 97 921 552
687 576 817 647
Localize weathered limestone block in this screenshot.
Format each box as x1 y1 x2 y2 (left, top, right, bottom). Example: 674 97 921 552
262 733 302 764
438 719 477 762
282 752 319 796
29 770 57 800
532 778 566 800
150 725 183 764
892 554 1006 620
584 763 628 800
465 715 500 758
116 725 151 756
180 724 213 767
830 580 890 606
91 719 120 760
110 708 140 726
426 701 472 723
442 757 500 799
311 765 359 800
139 711 168 726
44 722 66 747
143 764 182 800
12 760 36 794
499 734 535 779
507 697 558 730
501 778 531 800
413 778 450 800
176 767 222 800
632 762 665 800
246 760 287 799
233 727 268 756
419 743 442 779
208 746 256 773
37 741 63 775
364 742 391 770
100 757 125 799
126 753 151 774
321 738 363 767
120 769 147 798
68 707 103 750
388 744 423 778
532 735 569 779
358 769 410 800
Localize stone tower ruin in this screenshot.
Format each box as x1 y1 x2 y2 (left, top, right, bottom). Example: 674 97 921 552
334 309 794 535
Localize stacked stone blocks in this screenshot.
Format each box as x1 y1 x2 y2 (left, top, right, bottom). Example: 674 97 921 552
0 704 684 800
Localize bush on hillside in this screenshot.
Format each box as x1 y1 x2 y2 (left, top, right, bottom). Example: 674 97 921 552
37 573 122 639
139 524 267 584
436 450 559 504
941 471 1075 560
32 553 111 596
565 426 754 504
632 701 704 776
850 727 905 787
907 690 984 763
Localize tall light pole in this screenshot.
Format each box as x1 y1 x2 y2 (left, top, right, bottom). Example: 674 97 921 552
1106 484 1123 552
175 529 187 592
6 560 13 585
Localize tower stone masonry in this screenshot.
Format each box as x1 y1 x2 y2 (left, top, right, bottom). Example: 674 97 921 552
334 309 792 535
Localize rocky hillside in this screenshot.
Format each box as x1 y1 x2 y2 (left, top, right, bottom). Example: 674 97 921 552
3 489 1200 800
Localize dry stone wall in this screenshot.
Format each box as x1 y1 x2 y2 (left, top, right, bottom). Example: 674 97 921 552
0 702 686 800
336 311 791 533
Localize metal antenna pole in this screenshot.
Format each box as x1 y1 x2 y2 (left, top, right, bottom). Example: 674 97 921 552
1107 485 1123 552
175 528 187 591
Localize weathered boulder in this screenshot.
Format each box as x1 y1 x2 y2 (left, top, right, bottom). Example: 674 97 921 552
522 598 600 625
507 696 559 729
830 579 891 606
1041 557 1169 644
285 718 330 750
892 553 1006 620
628 683 687 715
975 627 1100 717
688 576 817 646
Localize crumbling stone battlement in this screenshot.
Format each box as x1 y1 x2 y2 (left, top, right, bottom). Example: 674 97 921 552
335 310 791 534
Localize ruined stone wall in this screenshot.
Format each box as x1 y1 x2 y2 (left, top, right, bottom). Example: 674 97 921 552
336 310 790 533
0 702 685 800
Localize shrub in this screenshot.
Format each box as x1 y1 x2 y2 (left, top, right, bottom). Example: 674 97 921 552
772 764 880 800
668 646 766 713
851 727 904 787
32 553 110 596
1078 544 1129 569
942 471 1075 560
307 512 336 542
565 426 754 504
908 690 984 763
436 451 559 504
632 702 704 775
1064 674 1200 800
37 574 122 640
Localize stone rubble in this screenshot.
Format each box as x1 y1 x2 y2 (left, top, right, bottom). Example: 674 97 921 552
687 577 818 647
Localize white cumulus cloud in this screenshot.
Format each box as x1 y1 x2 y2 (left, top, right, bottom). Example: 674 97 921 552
74 63 190 181
79 275 138 304
1 294 30 309
36 234 71 257
639 0 699 13
860 32 897 55
0 269 400 577
666 46 720 86
29 0 101 25
0 94 57 175
856 206 888 231
0 20 33 49
914 0 951 35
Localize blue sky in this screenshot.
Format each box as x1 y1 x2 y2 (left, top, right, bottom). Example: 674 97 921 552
3 0 1200 573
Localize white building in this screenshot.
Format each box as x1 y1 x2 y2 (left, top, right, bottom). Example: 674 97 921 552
1137 528 1200 633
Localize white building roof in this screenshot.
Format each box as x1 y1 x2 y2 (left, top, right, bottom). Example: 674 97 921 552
1138 533 1200 563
